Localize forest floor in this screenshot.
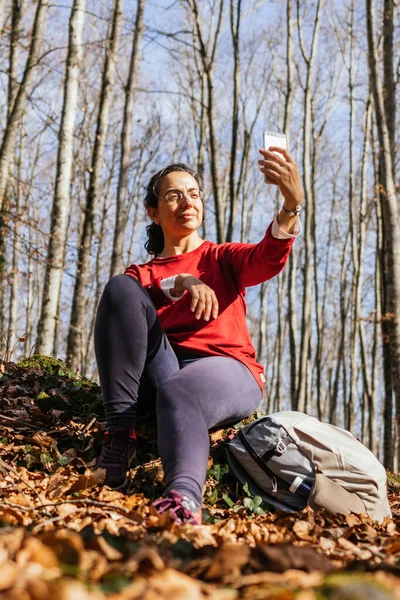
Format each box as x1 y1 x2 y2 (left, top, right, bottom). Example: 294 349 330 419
0 356 399 600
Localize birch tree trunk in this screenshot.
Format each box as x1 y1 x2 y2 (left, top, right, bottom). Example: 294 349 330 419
348 1 357 432
184 0 225 242
366 0 400 464
0 0 48 211
36 0 86 355
284 0 299 409
226 0 241 242
67 0 123 368
357 99 375 451
6 124 25 356
296 0 324 413
110 0 146 278
0 0 21 356
8 0 23 117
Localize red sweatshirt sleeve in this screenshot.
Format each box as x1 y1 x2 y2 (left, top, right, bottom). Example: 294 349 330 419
220 221 294 290
124 264 171 308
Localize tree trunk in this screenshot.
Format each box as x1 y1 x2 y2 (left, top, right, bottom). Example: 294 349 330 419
0 0 48 211
186 0 225 243
67 0 123 368
296 0 324 413
284 0 298 410
226 0 241 242
36 0 86 355
110 0 146 278
366 0 400 465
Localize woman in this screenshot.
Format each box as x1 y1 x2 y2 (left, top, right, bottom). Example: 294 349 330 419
94 147 303 525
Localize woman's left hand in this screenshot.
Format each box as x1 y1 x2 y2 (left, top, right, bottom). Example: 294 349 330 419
258 147 303 209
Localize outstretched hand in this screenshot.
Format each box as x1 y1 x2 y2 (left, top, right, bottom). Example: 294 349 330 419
258 147 303 209
173 274 219 321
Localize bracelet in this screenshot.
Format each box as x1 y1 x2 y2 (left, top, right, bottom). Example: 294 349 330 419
281 204 301 217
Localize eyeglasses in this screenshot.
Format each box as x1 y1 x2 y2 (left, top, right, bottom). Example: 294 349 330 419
162 189 204 205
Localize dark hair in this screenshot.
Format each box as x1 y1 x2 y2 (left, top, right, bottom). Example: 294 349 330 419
144 163 202 256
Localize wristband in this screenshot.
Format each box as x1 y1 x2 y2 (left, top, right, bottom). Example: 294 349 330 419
281 204 301 217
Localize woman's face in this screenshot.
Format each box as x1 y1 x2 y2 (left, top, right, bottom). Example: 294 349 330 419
148 171 203 240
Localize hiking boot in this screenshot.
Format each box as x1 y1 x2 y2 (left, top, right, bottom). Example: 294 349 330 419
150 490 202 525
94 427 137 488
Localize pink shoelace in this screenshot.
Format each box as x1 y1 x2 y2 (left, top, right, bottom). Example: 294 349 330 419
152 490 200 525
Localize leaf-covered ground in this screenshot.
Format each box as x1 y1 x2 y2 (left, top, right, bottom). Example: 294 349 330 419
0 356 400 599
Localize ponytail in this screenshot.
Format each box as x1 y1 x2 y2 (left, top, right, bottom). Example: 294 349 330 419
144 222 164 256
144 163 202 257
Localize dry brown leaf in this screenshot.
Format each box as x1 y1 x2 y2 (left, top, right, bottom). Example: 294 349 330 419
345 513 361 527
293 520 312 540
48 579 103 600
204 543 250 582
16 537 59 569
98 488 125 502
318 537 336 553
91 536 123 561
386 521 397 535
141 568 208 600
0 528 25 560
46 470 77 499
386 540 400 555
68 469 104 493
210 429 225 445
0 562 19 591
130 546 165 575
39 530 85 567
181 524 218 549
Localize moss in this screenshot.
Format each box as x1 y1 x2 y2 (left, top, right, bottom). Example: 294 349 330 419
18 354 77 379
317 573 394 600
386 471 400 492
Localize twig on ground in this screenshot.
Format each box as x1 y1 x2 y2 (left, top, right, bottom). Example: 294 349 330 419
0 413 43 430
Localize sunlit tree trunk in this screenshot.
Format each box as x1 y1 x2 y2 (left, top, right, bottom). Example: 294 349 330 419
357 99 375 451
184 0 225 242
36 0 86 355
67 0 123 369
110 0 146 278
295 0 324 413
0 0 48 211
366 0 400 467
226 0 241 242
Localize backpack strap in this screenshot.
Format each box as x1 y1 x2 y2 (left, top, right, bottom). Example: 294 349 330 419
260 433 292 463
238 430 292 492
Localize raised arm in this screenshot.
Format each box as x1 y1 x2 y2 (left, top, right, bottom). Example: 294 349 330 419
258 146 303 234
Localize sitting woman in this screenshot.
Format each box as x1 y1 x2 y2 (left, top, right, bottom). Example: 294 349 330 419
94 147 303 525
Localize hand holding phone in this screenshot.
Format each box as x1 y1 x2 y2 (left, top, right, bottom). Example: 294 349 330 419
259 132 303 207
261 131 287 183
263 131 287 154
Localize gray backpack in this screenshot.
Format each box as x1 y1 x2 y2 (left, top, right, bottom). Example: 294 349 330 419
225 411 391 522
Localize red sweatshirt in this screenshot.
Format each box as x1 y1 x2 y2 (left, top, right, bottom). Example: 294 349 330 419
124 222 294 390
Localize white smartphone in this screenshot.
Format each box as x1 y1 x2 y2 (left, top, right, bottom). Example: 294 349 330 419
263 131 287 154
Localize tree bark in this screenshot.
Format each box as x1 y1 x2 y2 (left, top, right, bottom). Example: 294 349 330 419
295 0 324 413
36 0 86 355
67 0 123 369
284 0 298 409
366 0 400 465
0 0 48 212
185 0 225 243
226 0 241 242
110 0 146 278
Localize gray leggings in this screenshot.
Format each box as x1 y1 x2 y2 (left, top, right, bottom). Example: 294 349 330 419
94 274 262 506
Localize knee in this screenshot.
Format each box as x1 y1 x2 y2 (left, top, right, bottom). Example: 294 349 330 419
157 374 197 412
101 274 143 308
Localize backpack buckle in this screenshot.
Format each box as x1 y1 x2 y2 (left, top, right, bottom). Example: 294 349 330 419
276 440 287 454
